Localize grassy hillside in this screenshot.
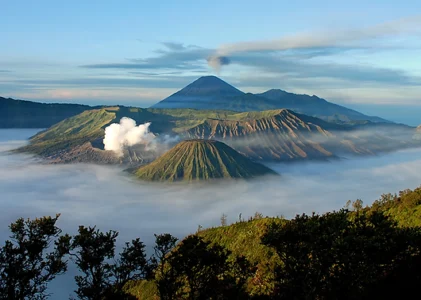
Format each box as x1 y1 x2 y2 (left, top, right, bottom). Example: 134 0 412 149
16 107 239 159
133 140 277 182
198 217 285 296
17 109 116 156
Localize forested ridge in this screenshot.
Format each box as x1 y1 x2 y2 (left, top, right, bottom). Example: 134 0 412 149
1 186 421 299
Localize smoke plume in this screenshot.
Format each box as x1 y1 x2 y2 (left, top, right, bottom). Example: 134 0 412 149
103 117 155 156
207 56 230 73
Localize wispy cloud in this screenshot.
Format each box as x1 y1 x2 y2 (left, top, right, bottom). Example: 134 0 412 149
205 15 421 86
227 53 419 85
13 76 199 88
3 16 421 105
81 43 211 71
78 16 421 89
210 15 421 58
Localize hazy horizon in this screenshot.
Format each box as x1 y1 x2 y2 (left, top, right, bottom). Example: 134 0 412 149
3 80 421 126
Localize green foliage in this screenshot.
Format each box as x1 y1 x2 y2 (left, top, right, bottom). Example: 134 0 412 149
134 140 277 182
156 235 252 299
369 187 421 227
123 280 159 300
151 233 179 300
262 209 421 299
0 214 71 300
198 217 285 296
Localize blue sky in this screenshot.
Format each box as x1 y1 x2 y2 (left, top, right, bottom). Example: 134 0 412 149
1 1 421 124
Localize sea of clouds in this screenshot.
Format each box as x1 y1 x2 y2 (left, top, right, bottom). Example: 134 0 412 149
1 128 421 298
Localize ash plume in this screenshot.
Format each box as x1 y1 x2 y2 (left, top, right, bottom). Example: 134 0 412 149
207 56 230 73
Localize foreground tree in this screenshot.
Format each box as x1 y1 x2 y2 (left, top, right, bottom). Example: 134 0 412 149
157 235 253 299
70 226 152 300
262 209 421 299
152 233 179 300
0 214 71 300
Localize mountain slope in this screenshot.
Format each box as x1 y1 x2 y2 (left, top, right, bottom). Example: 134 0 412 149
184 109 335 161
0 97 92 128
257 89 389 123
133 140 277 182
150 76 390 123
16 106 183 164
17 106 419 164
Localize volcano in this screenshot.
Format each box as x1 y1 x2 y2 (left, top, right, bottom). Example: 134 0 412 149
133 139 277 182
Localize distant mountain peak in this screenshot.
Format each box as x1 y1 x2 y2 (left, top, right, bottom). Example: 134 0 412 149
150 77 391 123
194 75 225 83
265 88 288 94
177 75 243 96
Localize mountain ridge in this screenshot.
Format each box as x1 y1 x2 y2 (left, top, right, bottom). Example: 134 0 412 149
257 89 388 123
17 106 419 164
151 76 390 123
184 109 335 161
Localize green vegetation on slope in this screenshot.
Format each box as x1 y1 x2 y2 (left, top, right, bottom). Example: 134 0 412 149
17 106 238 157
17 109 116 156
198 217 284 296
17 105 420 163
133 140 277 182
368 187 421 228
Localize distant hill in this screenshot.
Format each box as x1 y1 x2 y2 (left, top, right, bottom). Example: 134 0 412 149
151 76 390 123
0 97 92 128
257 89 388 123
132 140 277 182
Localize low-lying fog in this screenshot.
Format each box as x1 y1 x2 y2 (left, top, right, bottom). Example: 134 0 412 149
2 128 421 298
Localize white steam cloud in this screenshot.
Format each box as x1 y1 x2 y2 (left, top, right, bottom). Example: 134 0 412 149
103 117 156 156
